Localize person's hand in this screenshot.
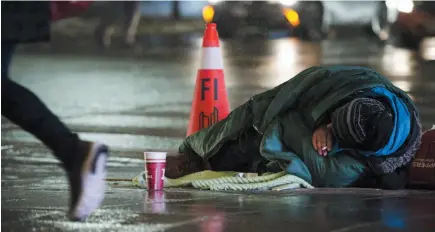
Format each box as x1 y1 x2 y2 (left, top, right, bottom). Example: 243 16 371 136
312 123 334 156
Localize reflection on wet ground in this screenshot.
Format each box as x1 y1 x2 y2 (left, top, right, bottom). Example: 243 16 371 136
2 35 435 231
2 156 435 232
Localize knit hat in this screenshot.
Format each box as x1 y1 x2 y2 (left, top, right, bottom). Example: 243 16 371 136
331 97 394 151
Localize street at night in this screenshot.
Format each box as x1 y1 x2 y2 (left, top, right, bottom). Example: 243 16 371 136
2 33 435 231
2 1 435 229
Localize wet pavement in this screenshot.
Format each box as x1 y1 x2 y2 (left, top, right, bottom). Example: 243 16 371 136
2 34 435 231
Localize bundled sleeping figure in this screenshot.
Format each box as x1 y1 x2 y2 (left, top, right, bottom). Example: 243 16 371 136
165 66 422 190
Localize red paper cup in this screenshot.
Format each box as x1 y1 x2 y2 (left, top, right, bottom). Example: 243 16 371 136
144 152 167 191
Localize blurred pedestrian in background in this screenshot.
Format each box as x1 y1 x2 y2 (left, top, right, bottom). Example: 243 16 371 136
94 1 141 48
1 1 109 221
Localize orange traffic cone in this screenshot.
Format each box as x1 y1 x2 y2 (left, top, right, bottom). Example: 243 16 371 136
186 23 230 137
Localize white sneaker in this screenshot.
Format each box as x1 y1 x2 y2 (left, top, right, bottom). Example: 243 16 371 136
67 142 109 221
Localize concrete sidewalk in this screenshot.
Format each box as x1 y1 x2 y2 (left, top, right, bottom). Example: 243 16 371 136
2 144 435 231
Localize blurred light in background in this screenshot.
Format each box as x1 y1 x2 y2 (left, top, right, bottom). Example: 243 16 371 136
421 37 435 61
271 0 298 7
268 39 300 87
386 0 414 13
392 80 412 92
211 0 299 6
202 5 215 23
282 8 300 27
382 45 414 77
274 39 297 69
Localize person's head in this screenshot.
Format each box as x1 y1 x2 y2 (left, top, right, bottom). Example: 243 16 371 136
331 97 394 151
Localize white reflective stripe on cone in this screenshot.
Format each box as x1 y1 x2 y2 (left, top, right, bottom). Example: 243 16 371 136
200 47 224 70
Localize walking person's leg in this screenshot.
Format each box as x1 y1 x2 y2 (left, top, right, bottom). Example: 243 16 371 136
94 2 118 48
122 1 141 46
1 41 109 221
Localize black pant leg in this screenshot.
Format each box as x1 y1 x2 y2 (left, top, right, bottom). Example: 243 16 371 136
1 41 80 167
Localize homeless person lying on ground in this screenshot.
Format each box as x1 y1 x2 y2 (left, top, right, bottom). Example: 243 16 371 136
165 66 422 190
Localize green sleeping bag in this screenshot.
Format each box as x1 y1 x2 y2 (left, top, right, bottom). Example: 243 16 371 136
179 66 414 187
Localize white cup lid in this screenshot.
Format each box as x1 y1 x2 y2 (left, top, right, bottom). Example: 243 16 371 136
144 152 167 160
